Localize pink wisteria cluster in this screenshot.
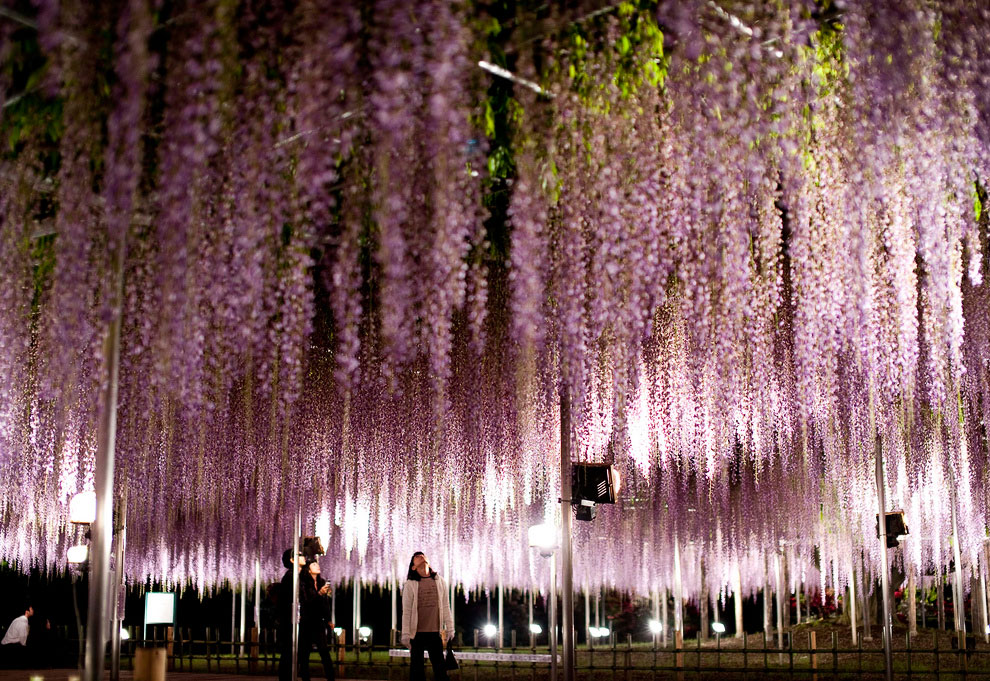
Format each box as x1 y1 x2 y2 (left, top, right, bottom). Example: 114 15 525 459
0 0 989 616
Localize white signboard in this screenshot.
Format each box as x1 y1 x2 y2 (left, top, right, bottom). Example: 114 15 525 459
143 592 176 640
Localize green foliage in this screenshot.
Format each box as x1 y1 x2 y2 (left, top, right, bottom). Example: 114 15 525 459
559 1 667 104
1 30 63 166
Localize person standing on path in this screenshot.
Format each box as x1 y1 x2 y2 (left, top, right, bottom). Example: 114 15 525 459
298 559 334 681
1 604 32 668
401 552 454 681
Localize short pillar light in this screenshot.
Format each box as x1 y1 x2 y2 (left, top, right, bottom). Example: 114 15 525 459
527 524 559 556
67 544 89 564
69 490 97 525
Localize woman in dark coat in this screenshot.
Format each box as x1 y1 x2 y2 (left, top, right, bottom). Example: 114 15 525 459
298 560 335 681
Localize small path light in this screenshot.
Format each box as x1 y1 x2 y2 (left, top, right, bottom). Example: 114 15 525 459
67 544 89 564
69 491 97 525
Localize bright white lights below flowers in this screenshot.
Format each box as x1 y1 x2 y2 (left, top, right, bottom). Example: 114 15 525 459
712 622 726 634
358 626 372 638
483 624 497 637
67 544 89 564
527 524 558 553
529 623 543 634
69 491 96 525
648 619 663 634
589 627 610 638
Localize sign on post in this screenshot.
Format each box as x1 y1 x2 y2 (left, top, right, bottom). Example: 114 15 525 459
143 592 176 642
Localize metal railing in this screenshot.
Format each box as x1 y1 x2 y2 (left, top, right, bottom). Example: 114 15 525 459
42 626 990 679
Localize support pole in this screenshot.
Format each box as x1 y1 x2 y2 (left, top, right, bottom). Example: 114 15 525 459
661 587 668 647
875 435 894 681
673 537 683 633
291 513 301 681
353 576 361 648
700 560 709 642
110 495 127 681
449 580 455 633
847 553 858 646
774 552 784 651
652 589 660 648
240 578 247 656
949 482 967 648
908 563 917 637
254 558 261 634
560 385 574 681
733 566 743 639
391 573 397 637
549 551 558 681
231 587 237 655
528 589 534 646
83 223 126 681
584 589 590 645
498 580 504 650
861 556 872 640
981 547 989 643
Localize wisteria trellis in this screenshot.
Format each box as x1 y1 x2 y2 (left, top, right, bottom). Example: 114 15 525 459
2 0 990 614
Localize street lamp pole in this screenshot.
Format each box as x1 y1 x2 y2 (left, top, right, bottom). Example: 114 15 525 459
549 550 558 681
560 385 574 681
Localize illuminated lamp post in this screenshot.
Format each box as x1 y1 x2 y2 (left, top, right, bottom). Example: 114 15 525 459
529 523 559 681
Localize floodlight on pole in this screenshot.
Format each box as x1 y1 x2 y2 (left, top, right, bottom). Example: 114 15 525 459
69 491 97 525
529 521 559 681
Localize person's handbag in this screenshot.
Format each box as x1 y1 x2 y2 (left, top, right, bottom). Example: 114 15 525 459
444 640 459 670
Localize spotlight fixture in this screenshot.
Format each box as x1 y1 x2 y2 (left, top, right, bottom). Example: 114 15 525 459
483 623 498 638
875 511 908 548
589 626 610 638
299 536 326 560
572 463 620 505
529 623 543 635
571 463 620 523
712 622 726 634
648 619 663 634
358 626 372 639
575 503 598 522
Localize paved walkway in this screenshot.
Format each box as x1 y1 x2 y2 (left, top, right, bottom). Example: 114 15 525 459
0 672 375 681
